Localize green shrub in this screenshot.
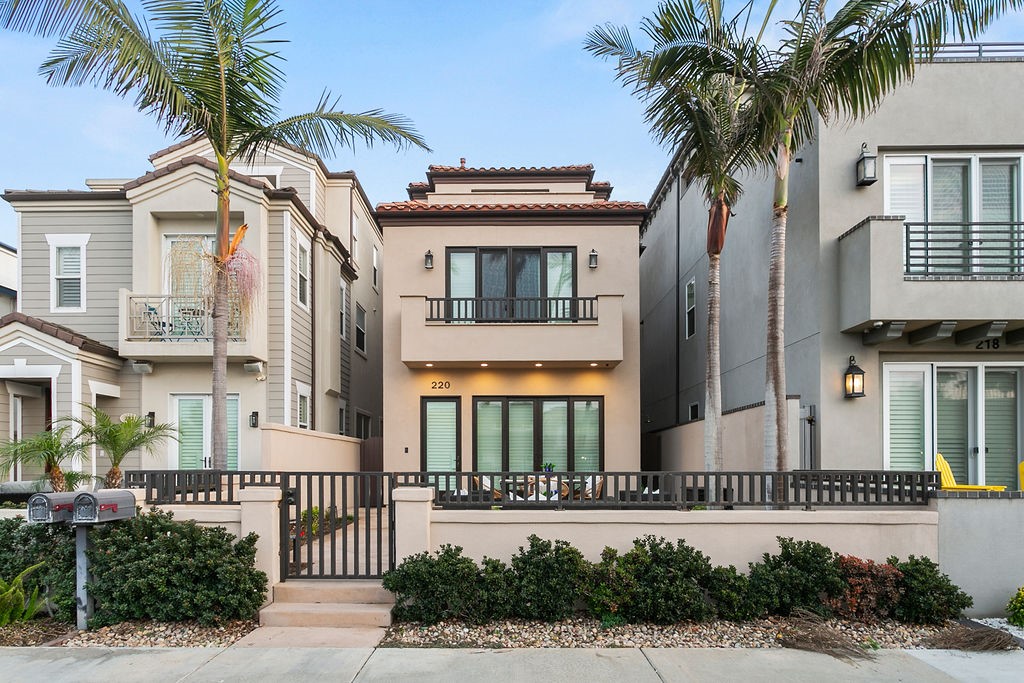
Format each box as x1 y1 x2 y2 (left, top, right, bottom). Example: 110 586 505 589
511 535 587 621
619 536 716 624
477 557 516 623
585 547 634 623
0 517 76 622
0 562 44 627
87 509 267 626
747 537 845 616
1006 586 1024 627
827 555 903 622
887 555 972 624
382 545 481 624
707 565 758 621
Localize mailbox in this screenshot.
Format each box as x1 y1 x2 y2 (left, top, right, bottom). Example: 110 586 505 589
72 490 137 525
27 492 78 524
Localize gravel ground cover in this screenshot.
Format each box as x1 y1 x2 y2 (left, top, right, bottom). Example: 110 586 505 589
0 619 72 647
61 620 258 648
380 618 947 649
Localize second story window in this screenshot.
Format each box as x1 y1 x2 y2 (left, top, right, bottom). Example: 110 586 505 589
298 242 310 307
685 278 696 339
445 247 577 321
355 304 367 353
47 234 90 312
339 279 348 339
372 246 379 289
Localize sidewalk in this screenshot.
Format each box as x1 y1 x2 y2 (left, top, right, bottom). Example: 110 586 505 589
2 646 1023 682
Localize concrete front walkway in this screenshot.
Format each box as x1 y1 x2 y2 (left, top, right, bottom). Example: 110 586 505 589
2 646 1022 682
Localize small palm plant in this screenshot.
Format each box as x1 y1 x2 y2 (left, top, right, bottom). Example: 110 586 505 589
74 407 175 489
0 424 88 493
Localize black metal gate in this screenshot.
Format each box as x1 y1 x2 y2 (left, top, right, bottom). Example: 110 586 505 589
279 472 393 580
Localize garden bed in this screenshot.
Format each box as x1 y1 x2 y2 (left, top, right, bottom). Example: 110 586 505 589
0 618 72 647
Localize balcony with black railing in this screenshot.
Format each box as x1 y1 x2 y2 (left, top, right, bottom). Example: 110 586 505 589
838 217 1024 334
401 294 624 367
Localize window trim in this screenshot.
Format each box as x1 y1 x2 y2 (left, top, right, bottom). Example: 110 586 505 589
355 303 367 354
471 395 604 471
421 396 462 471
355 410 373 439
297 241 310 310
46 233 90 313
296 381 311 430
338 399 347 436
684 278 696 339
169 393 241 470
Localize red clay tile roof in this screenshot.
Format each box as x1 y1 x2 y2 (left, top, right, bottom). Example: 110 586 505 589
0 312 120 358
427 164 595 175
376 200 647 213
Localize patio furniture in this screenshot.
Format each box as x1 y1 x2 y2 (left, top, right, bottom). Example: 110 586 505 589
935 453 1006 492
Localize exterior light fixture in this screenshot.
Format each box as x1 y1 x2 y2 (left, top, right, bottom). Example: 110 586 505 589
856 142 878 186
145 412 156 428
424 250 434 269
534 363 543 367
425 363 434 367
249 411 259 428
588 249 598 269
844 355 866 398
480 363 488 367
589 362 598 367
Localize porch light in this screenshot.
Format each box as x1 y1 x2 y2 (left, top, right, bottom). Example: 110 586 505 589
589 249 599 269
844 355 866 398
534 363 543 367
249 411 259 428
144 412 155 428
589 363 598 367
480 363 488 367
424 250 434 269
425 363 434 367
856 142 878 186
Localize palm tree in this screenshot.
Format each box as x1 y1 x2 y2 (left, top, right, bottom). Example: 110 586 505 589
73 406 174 488
0 424 88 492
612 0 1020 474
0 0 430 469
585 0 770 470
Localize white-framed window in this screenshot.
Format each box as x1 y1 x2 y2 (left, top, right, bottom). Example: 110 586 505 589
885 153 1023 275
171 394 240 470
339 279 348 340
355 304 367 354
372 245 379 289
297 242 310 308
884 361 1023 489
685 278 696 339
46 234 90 312
296 381 311 429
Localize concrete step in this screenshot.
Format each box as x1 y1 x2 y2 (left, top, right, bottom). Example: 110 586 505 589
273 580 394 606
259 602 392 628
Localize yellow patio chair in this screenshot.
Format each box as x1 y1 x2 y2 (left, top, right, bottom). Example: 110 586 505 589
934 453 1006 492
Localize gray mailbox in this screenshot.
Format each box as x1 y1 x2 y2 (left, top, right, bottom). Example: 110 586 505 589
72 490 137 525
27 492 78 524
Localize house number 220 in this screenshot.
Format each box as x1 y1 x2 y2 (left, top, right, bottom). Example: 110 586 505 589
431 380 451 389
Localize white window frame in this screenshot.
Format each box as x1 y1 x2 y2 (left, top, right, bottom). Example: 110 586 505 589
355 303 367 354
372 245 379 290
882 363 934 471
46 233 90 313
162 233 214 293
297 241 310 310
296 381 311 429
169 393 241 470
339 279 348 340
684 278 696 339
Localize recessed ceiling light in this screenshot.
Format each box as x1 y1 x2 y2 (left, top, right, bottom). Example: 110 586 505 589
425 363 434 367
480 363 488 367
534 363 543 367
589 363 598 367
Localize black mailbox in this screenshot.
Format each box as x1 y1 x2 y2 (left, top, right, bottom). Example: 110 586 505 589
72 490 137 525
27 492 78 524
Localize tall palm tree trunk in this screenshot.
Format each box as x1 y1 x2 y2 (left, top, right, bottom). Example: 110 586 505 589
704 196 730 473
765 129 792 482
211 158 230 471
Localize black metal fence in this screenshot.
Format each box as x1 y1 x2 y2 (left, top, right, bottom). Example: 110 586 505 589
394 470 940 509
425 296 598 323
904 221 1024 276
124 470 282 504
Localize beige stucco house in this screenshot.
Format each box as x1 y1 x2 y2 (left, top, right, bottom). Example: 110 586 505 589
641 51 1024 489
1 140 383 482
377 163 646 473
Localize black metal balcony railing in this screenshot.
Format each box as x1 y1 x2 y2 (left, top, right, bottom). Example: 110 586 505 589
904 222 1024 276
426 296 598 323
127 295 244 341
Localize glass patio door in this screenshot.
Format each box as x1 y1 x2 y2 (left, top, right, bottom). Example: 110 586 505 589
984 369 1019 489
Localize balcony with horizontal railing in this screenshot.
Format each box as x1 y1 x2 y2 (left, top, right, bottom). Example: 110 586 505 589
118 288 267 361
837 217 1024 333
401 294 623 367
919 42 1024 61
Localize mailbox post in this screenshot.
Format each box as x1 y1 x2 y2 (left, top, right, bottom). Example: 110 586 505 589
25 490 137 630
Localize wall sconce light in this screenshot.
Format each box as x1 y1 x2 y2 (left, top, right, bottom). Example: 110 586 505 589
856 142 878 186
145 412 156 428
424 250 434 270
249 411 259 428
844 355 866 398
588 249 598 269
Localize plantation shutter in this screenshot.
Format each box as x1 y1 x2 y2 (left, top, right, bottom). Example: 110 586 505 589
541 400 568 471
936 369 970 482
227 395 239 471
984 370 1018 489
889 160 927 274
508 400 534 472
55 246 82 307
573 400 601 471
979 161 1019 273
424 400 457 472
888 370 926 471
475 400 503 471
177 398 205 470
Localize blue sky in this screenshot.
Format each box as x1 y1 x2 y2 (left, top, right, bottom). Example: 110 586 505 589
1 1 1021 245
